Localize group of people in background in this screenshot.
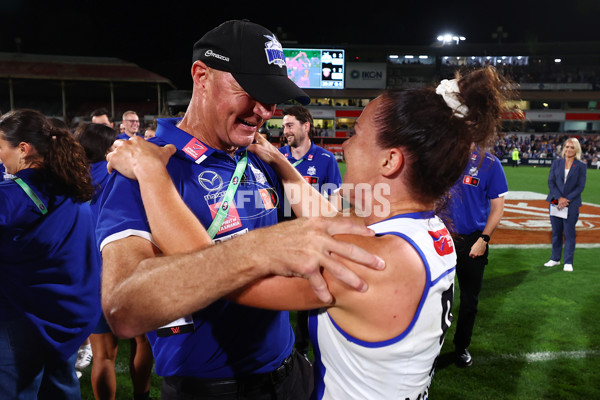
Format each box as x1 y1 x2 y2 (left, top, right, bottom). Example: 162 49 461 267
0 19 591 400
495 132 600 167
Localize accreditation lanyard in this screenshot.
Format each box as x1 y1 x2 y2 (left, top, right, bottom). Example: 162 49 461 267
12 177 48 215
292 159 303 167
206 151 247 239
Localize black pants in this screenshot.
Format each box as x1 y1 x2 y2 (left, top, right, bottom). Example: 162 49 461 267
452 231 489 351
160 351 313 400
294 311 310 356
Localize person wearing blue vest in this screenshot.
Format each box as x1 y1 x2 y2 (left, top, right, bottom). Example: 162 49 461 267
0 109 101 399
96 20 382 400
544 138 587 272
447 146 508 367
279 105 343 358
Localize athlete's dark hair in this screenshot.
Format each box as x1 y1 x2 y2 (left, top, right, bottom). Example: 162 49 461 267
375 66 514 206
90 107 112 121
75 122 117 164
283 105 315 138
0 109 94 202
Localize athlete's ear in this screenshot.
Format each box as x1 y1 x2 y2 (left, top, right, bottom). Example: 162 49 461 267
380 147 404 177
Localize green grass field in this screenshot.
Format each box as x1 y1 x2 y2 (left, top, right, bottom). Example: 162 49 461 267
79 165 600 399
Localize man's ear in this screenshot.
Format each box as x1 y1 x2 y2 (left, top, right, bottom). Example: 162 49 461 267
380 147 404 177
191 60 209 87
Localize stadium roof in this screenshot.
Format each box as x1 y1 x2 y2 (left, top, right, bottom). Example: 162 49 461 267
0 52 175 88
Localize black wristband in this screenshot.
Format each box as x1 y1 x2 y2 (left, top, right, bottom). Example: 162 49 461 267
480 234 490 243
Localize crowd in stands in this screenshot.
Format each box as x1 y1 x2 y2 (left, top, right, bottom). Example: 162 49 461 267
495 133 600 166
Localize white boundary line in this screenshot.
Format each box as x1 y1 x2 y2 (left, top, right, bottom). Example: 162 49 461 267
488 350 600 363
491 243 600 249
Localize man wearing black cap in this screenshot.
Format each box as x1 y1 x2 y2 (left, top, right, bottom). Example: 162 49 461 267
95 20 348 399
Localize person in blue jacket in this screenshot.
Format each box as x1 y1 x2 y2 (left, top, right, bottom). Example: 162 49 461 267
0 109 101 399
77 122 155 400
544 138 587 272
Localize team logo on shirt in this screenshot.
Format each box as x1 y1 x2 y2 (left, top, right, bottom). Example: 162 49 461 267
428 227 454 256
468 166 479 177
198 170 224 192
307 166 316 176
249 163 267 185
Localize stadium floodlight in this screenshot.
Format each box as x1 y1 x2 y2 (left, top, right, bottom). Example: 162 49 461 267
437 33 466 45
554 58 562 63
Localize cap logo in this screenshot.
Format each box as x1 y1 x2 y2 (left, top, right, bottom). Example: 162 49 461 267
205 50 230 62
263 35 285 68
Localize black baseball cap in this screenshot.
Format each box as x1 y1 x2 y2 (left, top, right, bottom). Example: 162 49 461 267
192 19 310 106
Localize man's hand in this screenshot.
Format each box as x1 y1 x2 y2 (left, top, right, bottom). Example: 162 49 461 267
469 237 487 258
106 136 176 179
256 216 386 303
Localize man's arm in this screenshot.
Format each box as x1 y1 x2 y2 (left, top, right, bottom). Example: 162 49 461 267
469 196 505 258
104 217 385 338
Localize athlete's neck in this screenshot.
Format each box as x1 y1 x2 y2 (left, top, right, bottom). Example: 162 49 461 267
290 139 312 160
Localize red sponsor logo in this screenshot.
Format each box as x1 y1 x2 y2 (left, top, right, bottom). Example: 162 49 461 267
463 175 480 186
171 326 180 334
428 227 454 256
303 176 318 185
259 189 275 209
182 138 207 160
208 202 242 234
308 154 314 161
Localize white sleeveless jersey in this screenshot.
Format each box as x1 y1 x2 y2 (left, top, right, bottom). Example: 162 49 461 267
309 212 456 400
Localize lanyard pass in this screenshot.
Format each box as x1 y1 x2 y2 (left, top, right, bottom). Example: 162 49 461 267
206 151 248 239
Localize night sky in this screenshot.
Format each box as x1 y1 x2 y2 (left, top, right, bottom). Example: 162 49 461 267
2 0 599 88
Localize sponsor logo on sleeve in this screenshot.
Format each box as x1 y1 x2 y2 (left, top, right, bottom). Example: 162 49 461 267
428 227 454 256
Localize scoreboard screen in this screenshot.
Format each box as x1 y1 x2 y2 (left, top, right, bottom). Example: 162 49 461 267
284 48 345 89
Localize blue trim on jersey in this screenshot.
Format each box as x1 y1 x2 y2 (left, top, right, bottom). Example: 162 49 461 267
372 210 435 226
322 232 432 349
309 309 326 400
431 266 456 286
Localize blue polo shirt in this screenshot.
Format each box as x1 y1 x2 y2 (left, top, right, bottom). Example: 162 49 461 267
279 143 342 197
0 168 101 360
447 151 508 235
96 118 293 378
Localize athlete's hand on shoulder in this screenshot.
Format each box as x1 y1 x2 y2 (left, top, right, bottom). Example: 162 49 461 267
106 136 176 180
260 216 386 304
247 131 284 165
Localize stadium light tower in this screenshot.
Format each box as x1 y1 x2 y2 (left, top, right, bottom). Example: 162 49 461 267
437 33 466 45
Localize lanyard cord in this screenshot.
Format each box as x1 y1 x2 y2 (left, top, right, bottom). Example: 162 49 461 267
292 159 303 167
11 177 48 215
206 151 248 239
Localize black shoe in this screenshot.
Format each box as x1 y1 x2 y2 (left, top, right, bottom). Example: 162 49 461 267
455 348 473 367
